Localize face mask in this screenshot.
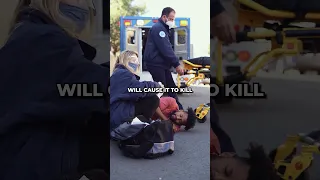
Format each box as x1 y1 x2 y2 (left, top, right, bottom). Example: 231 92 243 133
128 62 139 72
59 3 89 32
166 20 174 29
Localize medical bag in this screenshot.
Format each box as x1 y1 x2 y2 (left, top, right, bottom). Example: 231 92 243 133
111 115 174 159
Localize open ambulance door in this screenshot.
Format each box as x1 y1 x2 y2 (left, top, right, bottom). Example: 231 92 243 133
174 27 188 60
125 27 143 73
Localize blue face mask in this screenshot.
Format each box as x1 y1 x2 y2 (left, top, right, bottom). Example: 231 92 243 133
59 3 89 32
128 62 139 72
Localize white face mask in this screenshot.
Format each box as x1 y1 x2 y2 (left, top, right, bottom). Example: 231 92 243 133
166 20 174 29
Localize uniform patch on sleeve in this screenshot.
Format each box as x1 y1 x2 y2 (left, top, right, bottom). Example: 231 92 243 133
159 31 166 38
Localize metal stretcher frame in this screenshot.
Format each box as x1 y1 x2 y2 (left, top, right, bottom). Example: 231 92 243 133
272 130 320 179
214 0 320 86
236 0 320 27
177 60 210 88
182 60 210 69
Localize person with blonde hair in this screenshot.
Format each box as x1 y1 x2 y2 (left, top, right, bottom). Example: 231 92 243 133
110 50 162 130
0 0 109 179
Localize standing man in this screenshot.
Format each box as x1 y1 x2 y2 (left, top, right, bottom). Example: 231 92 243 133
143 7 184 109
211 0 236 153
211 0 236 43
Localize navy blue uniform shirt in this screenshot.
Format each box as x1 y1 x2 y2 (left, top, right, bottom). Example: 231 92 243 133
143 18 180 69
211 0 225 18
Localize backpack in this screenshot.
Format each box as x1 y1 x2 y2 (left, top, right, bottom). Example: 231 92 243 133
111 115 174 159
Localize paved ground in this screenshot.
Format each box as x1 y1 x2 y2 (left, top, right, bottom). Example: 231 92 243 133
110 86 210 180
217 77 320 179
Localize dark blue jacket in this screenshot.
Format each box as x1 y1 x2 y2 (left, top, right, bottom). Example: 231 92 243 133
110 65 159 130
211 0 225 18
0 8 109 180
143 19 180 69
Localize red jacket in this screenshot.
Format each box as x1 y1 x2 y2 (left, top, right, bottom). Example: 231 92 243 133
211 129 221 155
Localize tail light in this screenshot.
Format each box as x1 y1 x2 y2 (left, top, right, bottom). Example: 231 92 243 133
124 20 131 26
287 43 295 49
238 51 251 62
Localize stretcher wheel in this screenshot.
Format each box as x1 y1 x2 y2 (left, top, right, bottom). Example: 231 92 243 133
197 115 207 123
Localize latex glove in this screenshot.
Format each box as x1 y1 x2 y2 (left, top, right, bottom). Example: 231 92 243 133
158 82 165 88
175 65 184 75
211 11 236 44
157 82 164 98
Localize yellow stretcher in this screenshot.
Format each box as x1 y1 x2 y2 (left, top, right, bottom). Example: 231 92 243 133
213 0 320 103
194 103 210 123
272 130 320 180
177 57 210 88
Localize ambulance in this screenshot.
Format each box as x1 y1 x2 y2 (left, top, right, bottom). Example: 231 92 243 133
119 16 191 82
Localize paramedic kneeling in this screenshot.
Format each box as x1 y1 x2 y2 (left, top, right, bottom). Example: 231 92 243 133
143 7 184 110
152 97 196 133
110 50 161 130
0 1 108 180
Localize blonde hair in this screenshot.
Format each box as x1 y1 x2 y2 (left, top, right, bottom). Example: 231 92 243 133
113 50 139 72
9 0 95 38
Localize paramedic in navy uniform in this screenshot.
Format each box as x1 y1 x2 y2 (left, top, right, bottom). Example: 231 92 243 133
211 0 237 155
143 7 184 109
211 0 236 43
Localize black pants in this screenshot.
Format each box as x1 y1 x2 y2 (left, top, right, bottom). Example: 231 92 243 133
147 66 183 109
135 95 160 120
211 100 235 153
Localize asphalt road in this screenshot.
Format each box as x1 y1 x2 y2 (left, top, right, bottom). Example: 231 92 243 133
217 77 320 179
110 86 210 180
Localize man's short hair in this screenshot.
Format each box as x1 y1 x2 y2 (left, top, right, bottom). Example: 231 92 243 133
244 143 279 180
184 107 196 131
161 7 175 17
